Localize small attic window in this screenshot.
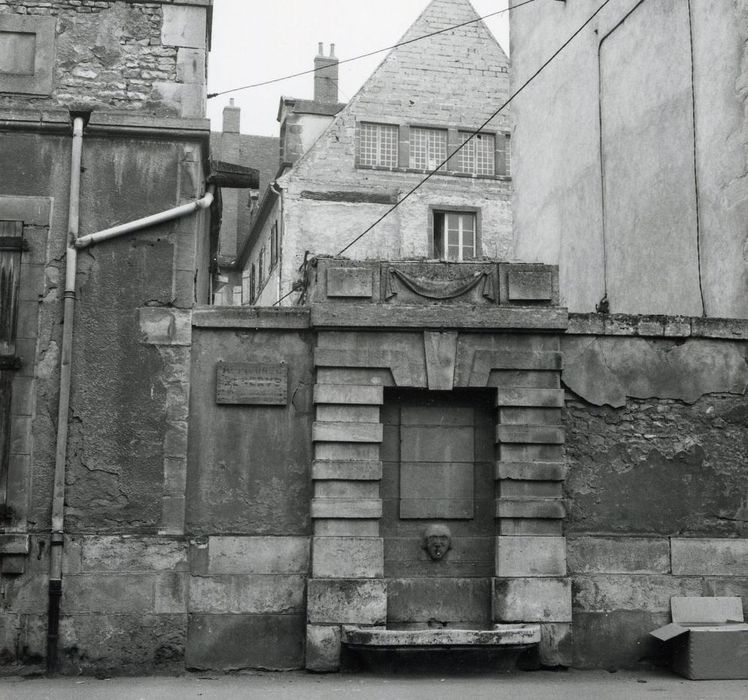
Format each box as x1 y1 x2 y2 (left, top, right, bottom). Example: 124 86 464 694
359 122 398 168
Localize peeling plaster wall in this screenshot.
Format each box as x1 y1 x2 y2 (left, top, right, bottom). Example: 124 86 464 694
510 0 748 317
561 330 748 669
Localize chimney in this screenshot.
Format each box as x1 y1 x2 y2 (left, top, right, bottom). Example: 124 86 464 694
314 43 339 104
223 98 240 133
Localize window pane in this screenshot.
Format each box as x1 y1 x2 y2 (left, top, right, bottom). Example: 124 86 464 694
360 122 398 167
457 132 494 176
410 127 447 170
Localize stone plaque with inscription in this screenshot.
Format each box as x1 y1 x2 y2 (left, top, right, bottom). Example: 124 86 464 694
216 362 287 405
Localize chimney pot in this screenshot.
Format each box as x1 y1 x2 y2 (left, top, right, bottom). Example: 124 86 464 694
318 42 324 55
330 43 336 57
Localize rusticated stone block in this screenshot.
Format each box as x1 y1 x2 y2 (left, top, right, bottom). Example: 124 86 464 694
311 499 382 519
496 498 566 519
316 405 380 423
312 460 383 481
499 519 564 536
205 536 309 575
314 384 384 405
567 537 670 574
315 443 381 461
572 575 702 613
313 421 383 443
314 520 380 537
539 622 572 667
307 579 386 625
671 538 748 576
493 577 572 622
496 461 567 481
314 482 379 500
312 537 383 578
496 537 566 577
496 425 565 445
496 388 565 408
306 624 342 672
499 481 563 499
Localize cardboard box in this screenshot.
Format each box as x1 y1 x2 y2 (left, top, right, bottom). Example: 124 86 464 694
651 597 748 680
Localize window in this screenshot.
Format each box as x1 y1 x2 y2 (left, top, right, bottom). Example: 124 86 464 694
433 211 477 261
359 122 398 167
410 127 447 171
258 248 265 286
0 15 55 95
457 132 495 176
270 222 278 267
249 263 256 303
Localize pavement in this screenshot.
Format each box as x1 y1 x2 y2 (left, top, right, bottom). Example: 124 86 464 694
1 669 747 700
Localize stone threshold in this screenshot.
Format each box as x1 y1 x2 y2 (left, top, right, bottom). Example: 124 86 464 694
341 624 540 648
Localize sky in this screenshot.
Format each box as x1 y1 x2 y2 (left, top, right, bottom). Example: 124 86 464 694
206 0 511 136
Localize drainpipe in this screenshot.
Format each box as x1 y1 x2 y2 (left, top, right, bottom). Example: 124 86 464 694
45 124 215 671
74 187 214 249
270 181 283 305
47 115 84 673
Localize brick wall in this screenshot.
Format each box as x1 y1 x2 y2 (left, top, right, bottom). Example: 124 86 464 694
0 0 209 117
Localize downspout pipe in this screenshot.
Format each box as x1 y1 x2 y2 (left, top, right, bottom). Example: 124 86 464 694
47 115 85 673
74 186 215 249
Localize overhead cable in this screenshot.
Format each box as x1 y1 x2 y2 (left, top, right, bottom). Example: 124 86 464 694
208 0 537 99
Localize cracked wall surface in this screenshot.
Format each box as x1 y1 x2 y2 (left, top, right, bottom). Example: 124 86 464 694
510 0 748 317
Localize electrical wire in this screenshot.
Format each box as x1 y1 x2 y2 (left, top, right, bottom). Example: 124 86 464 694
273 0 615 306
335 0 615 258
208 0 537 99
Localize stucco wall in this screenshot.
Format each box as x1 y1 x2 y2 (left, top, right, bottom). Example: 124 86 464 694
510 0 748 318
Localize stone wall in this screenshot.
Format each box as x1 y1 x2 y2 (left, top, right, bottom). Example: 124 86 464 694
0 0 209 117
561 316 748 669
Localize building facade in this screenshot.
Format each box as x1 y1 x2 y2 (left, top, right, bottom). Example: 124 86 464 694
237 0 513 306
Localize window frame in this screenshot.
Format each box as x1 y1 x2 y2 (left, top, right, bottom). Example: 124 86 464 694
456 131 496 176
357 121 399 168
409 126 448 171
429 206 481 262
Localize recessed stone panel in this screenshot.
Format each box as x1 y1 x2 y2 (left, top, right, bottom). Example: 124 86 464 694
400 462 474 519
327 267 374 298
